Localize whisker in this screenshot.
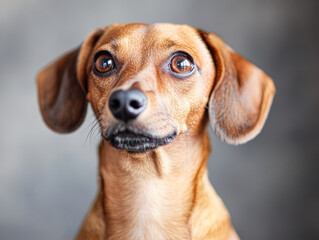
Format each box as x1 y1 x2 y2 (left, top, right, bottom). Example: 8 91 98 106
82 114 99 133
84 119 100 147
83 113 103 148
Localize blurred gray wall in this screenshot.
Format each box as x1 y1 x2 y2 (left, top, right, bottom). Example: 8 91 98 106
0 0 318 239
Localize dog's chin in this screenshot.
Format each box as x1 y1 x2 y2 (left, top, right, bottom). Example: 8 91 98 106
104 130 177 153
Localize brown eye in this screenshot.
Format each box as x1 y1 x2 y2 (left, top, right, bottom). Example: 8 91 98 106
94 52 115 73
171 55 193 74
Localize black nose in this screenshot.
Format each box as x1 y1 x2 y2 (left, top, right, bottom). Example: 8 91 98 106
108 89 147 122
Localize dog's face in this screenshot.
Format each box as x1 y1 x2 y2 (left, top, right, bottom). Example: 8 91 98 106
84 24 214 152
37 23 275 153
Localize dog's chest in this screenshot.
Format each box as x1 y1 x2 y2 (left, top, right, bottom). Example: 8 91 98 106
124 181 168 240
106 179 190 240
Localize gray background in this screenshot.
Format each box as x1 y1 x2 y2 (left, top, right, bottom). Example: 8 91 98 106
0 0 318 239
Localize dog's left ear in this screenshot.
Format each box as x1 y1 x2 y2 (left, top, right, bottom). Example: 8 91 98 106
37 29 104 133
200 32 275 145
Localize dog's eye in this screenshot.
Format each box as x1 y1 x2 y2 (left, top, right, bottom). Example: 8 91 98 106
94 52 115 73
170 55 193 74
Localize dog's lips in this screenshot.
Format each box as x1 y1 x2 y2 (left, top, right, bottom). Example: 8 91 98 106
104 129 177 153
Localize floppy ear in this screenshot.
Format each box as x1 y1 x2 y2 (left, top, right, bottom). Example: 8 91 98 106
201 32 275 145
37 29 104 133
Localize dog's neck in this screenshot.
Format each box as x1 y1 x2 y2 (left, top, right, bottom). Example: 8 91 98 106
99 131 211 240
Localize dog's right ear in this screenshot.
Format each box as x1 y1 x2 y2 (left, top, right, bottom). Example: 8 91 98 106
37 29 104 133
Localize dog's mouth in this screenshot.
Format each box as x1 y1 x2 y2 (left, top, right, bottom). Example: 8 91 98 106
104 126 177 153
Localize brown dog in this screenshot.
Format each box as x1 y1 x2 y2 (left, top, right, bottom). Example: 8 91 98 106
37 23 275 239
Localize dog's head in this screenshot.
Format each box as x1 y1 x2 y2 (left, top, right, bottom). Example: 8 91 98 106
37 23 275 153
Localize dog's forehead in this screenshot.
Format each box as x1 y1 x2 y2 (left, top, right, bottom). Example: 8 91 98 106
98 23 203 51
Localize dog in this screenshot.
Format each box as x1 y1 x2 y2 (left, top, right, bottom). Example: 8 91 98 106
37 23 275 240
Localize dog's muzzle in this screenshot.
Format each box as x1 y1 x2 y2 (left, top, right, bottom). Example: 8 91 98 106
105 89 177 152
